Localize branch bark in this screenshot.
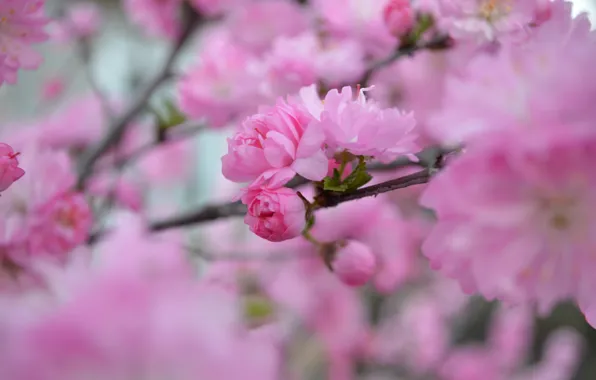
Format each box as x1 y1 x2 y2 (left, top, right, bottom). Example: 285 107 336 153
75 10 201 190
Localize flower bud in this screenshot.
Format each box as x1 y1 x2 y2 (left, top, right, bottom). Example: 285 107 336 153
333 240 376 287
383 0 415 37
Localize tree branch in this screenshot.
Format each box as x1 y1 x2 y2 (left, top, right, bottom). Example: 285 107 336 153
75 10 201 190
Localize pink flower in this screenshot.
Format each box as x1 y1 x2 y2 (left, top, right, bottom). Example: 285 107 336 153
238 175 306 242
177 36 267 128
190 0 250 16
332 240 376 287
0 143 25 192
300 84 418 163
40 76 65 101
49 2 102 42
420 127 596 321
312 0 395 57
0 0 49 86
225 0 310 54
383 0 415 37
123 0 182 39
315 38 366 88
27 191 92 260
222 98 328 184
88 174 143 212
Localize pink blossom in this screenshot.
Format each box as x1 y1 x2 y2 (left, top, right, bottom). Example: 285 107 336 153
427 3 596 146
315 38 366 88
420 128 596 320
123 0 182 39
0 143 25 192
225 0 310 54
177 37 267 128
383 0 415 37
49 2 102 42
238 178 306 242
300 84 418 162
222 98 328 184
433 0 547 42
190 0 250 16
0 0 49 86
40 76 65 101
332 240 376 287
88 174 143 212
312 0 395 57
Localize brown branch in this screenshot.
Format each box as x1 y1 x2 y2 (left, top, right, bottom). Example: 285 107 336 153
75 9 202 190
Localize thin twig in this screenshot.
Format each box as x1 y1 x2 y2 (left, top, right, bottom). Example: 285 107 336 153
75 10 202 190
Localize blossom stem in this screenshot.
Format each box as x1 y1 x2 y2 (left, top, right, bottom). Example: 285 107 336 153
75 7 202 190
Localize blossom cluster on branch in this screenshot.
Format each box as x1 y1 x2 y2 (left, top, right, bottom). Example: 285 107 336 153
0 0 594 379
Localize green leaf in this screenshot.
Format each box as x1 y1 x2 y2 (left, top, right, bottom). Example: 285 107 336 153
322 168 348 192
154 99 187 130
341 158 372 191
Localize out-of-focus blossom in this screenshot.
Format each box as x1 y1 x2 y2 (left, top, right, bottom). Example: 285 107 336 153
332 240 376 287
225 0 310 54
238 176 306 242
190 0 250 16
0 0 49 86
0 216 279 380
0 143 25 192
0 146 90 273
123 0 182 39
421 128 596 320
88 174 144 212
428 1 596 145
40 76 66 102
222 97 328 184
383 0 415 37
315 38 366 88
177 37 267 128
49 2 102 42
300 84 418 163
312 0 395 57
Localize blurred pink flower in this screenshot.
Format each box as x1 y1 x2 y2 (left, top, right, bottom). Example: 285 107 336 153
88 174 144 212
177 37 267 128
0 0 49 86
190 0 250 16
383 0 415 37
40 76 65 102
49 2 102 42
239 178 306 242
312 0 395 57
300 84 418 163
0 143 25 192
225 0 310 54
421 127 596 320
222 98 328 184
124 0 182 39
332 240 376 287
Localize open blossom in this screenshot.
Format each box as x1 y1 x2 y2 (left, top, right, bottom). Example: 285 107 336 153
421 127 596 323
332 240 376 287
225 0 310 54
433 0 548 42
300 85 418 163
49 2 102 42
177 36 266 128
238 174 306 242
0 0 49 86
428 1 596 146
123 0 182 38
0 146 90 271
222 97 328 185
0 143 25 192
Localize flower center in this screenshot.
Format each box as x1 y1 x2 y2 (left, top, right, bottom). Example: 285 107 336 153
479 0 511 21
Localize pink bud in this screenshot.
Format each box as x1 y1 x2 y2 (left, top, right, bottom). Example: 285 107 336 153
0 143 25 192
333 240 376 287
383 0 415 37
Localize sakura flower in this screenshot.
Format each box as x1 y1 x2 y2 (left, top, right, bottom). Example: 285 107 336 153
300 84 418 163
383 0 415 37
225 0 310 54
312 0 395 57
332 240 376 287
0 143 25 192
123 0 182 39
177 37 267 128
49 2 102 42
222 97 328 184
433 0 547 43
238 174 306 242
0 0 49 86
420 127 596 321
